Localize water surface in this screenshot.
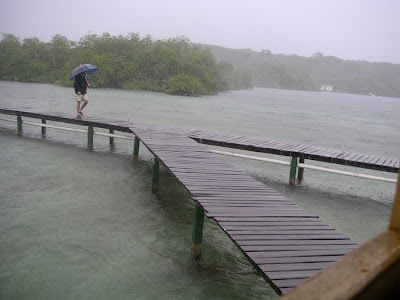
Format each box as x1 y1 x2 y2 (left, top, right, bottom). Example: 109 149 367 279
1 81 399 299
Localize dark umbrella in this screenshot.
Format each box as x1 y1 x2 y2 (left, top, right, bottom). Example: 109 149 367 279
70 64 99 80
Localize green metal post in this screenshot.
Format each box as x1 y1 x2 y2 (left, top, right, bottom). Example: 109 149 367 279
289 157 298 185
88 126 94 150
17 116 22 136
152 158 159 193
192 203 205 256
298 157 304 182
133 136 140 161
41 119 46 135
109 129 114 146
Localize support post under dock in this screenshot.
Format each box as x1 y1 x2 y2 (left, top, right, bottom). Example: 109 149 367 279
297 157 304 182
41 119 46 135
289 157 298 185
152 159 159 193
88 126 94 150
133 136 140 161
17 116 22 136
192 203 205 257
109 129 114 145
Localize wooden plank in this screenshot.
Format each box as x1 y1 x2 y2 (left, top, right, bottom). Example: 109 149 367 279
266 270 320 280
202 203 299 208
222 225 334 231
227 230 340 235
194 197 289 202
328 150 346 159
369 156 382 164
214 216 319 222
374 157 388 166
197 197 291 202
281 287 295 294
389 159 399 168
231 234 350 241
248 249 352 258
260 262 333 273
348 153 365 162
383 158 394 167
252 255 347 265
356 154 371 162
219 221 328 227
362 155 377 164
206 211 318 218
343 153 359 161
242 244 357 252
237 239 357 246
273 278 308 289
204 205 303 211
312 148 334 156
335 151 352 159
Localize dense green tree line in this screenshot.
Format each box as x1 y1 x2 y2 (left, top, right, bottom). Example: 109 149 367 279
207 45 400 98
0 33 252 96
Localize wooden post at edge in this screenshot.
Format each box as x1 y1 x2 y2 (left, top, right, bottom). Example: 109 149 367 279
192 203 205 257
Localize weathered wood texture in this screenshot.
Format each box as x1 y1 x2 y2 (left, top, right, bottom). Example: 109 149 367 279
129 126 357 295
164 128 398 173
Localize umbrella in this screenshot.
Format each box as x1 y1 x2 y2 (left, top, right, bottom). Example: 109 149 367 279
70 64 99 80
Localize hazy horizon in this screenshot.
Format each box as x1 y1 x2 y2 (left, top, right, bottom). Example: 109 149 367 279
1 0 400 64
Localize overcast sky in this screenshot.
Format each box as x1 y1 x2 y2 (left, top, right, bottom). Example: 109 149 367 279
1 0 399 63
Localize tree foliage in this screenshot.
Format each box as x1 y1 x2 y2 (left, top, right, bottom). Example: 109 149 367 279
0 33 253 96
207 45 400 98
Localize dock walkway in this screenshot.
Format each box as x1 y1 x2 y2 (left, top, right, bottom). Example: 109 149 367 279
131 123 399 173
130 126 357 294
1 105 398 173
1 106 394 294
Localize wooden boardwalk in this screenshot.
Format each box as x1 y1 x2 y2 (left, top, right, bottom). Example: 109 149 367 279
129 126 357 294
130 123 399 173
1 105 398 173
0 106 393 294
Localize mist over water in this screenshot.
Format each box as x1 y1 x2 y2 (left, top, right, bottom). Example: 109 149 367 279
1 81 399 299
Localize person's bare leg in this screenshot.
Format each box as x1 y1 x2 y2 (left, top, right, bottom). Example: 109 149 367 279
76 101 81 116
79 100 88 114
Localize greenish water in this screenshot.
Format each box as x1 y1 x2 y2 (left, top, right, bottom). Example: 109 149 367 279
0 81 399 299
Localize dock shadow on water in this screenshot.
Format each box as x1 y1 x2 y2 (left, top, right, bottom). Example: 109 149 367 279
0 132 277 299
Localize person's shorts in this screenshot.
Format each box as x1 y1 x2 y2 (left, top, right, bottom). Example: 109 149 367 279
75 94 88 102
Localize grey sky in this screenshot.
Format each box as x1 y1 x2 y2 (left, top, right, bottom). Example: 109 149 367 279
1 0 399 63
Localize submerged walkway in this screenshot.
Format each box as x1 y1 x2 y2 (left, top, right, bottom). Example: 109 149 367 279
0 106 393 294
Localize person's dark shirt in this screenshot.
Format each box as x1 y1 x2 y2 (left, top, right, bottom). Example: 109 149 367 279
74 74 88 94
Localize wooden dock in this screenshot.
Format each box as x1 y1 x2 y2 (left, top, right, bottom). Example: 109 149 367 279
0 106 396 294
130 126 357 294
129 123 399 173
1 105 398 174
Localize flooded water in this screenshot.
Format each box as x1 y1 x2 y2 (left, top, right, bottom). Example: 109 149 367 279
1 81 399 299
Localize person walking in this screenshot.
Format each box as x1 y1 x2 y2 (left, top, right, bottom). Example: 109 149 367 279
74 71 90 118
